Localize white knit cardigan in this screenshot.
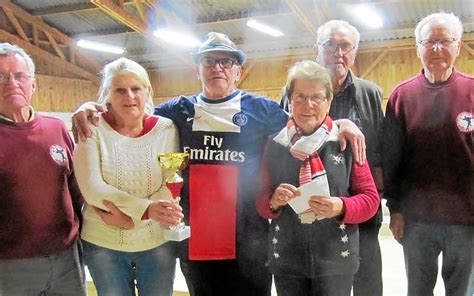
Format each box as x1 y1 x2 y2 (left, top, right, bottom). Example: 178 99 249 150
73 115 179 252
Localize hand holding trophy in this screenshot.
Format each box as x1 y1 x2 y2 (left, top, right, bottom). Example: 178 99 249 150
158 152 191 241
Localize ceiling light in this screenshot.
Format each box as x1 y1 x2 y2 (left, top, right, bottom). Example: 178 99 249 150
76 39 125 54
153 29 201 47
354 5 383 29
246 19 284 37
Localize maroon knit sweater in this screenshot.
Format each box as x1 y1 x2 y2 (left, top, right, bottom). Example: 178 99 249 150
383 69 473 225
0 114 83 259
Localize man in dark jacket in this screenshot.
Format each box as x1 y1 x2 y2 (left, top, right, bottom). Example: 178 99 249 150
280 20 384 296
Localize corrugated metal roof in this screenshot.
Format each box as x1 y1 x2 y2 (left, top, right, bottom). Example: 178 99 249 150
12 0 86 10
5 0 474 69
43 10 127 35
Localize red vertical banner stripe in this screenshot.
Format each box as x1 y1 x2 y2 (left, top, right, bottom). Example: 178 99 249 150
188 164 238 260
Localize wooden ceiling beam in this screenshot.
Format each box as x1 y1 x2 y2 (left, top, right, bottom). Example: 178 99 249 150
44 30 66 59
32 24 39 46
284 0 317 37
195 7 291 25
2 5 29 42
29 0 147 17
133 0 147 22
72 28 134 39
0 0 101 79
30 3 97 16
91 0 193 67
0 29 100 84
1 1 69 43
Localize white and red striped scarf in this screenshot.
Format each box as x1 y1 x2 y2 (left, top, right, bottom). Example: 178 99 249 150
273 116 335 223
274 116 334 186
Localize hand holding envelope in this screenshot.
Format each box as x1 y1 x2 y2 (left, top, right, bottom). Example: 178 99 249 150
272 178 344 224
287 177 343 223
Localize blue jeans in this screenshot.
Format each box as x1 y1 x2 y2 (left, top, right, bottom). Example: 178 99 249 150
83 240 176 296
403 221 473 296
0 241 86 296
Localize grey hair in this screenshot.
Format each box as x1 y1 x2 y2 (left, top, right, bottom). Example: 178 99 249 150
414 12 463 43
0 42 35 77
316 20 361 49
97 57 155 115
286 60 333 101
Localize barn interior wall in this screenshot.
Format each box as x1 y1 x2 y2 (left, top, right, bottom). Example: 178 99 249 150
32 46 473 113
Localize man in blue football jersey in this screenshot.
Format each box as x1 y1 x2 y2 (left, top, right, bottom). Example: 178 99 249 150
72 32 366 296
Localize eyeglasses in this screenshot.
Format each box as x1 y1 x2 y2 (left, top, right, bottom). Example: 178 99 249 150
319 42 355 54
199 57 238 69
418 38 457 48
0 72 32 84
291 94 327 105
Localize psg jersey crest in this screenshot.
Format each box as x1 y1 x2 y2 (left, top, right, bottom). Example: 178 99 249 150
232 112 248 127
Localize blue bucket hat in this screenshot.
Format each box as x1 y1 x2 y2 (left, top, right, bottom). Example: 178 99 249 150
192 32 247 65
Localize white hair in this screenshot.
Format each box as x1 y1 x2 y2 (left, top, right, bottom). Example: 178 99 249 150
286 60 333 100
97 57 155 115
316 20 361 49
0 42 35 77
415 12 463 43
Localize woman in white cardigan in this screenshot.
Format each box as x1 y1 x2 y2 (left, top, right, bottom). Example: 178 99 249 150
73 58 182 296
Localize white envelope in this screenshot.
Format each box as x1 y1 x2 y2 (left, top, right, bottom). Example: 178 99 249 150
288 176 331 214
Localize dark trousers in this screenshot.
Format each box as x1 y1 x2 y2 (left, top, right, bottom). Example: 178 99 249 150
274 274 354 296
180 258 272 296
403 222 473 296
352 222 383 296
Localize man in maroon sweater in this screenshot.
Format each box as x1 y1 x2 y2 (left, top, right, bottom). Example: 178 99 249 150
383 13 473 296
0 43 86 295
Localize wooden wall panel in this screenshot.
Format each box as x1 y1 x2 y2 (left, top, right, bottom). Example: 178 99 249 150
357 47 473 108
150 46 473 109
150 68 200 104
32 44 473 113
32 74 98 112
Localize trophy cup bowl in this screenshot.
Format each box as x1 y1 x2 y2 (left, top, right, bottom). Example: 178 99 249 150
158 152 191 241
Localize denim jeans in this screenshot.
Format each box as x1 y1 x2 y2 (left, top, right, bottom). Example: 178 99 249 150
403 221 473 296
0 241 86 296
82 240 176 296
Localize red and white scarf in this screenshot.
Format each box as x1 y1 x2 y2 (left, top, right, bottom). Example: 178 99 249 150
273 116 336 223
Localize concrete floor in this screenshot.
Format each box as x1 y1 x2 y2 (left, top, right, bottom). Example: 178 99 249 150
169 228 446 296
85 223 447 295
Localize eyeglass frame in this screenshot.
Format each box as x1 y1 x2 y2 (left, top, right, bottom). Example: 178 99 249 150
290 93 328 105
418 37 457 48
198 57 239 69
318 41 356 54
0 72 32 84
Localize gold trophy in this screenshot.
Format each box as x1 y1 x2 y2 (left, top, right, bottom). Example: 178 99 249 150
158 152 191 241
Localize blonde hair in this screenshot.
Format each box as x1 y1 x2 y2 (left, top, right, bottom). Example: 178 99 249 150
97 57 155 114
286 60 333 101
